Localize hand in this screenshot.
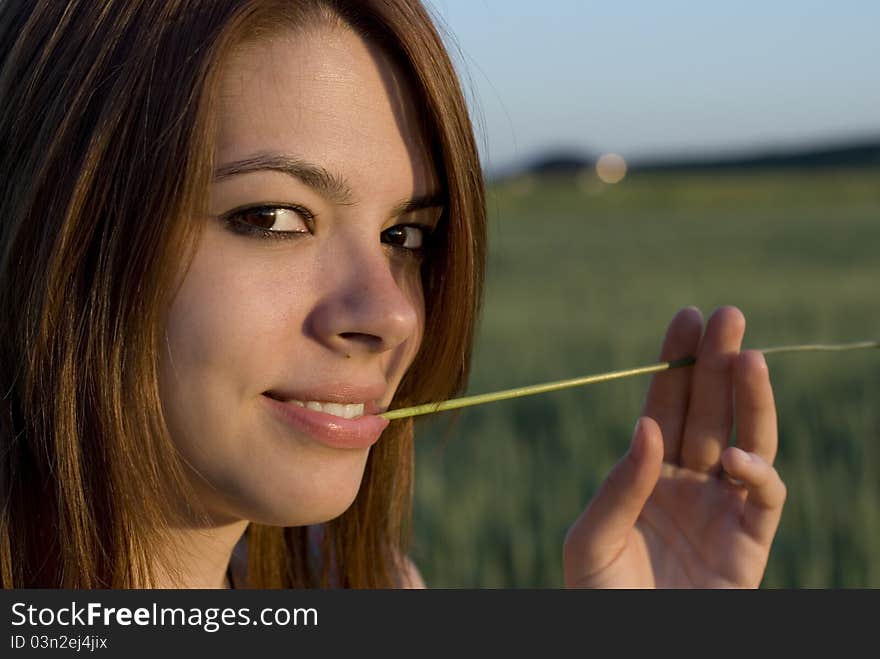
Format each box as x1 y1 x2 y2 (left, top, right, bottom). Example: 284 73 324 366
563 306 786 588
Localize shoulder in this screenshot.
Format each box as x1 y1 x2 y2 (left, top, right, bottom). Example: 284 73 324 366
395 554 426 589
228 532 249 588
230 527 425 588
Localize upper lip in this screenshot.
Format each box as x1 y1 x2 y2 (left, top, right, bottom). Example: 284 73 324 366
263 382 389 415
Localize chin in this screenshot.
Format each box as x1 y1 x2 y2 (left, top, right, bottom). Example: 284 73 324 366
233 463 368 527
248 491 361 527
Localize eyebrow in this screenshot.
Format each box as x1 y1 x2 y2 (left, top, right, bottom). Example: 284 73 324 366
390 192 446 219
214 152 446 217
214 153 354 205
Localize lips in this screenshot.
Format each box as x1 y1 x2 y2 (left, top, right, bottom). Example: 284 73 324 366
261 384 390 449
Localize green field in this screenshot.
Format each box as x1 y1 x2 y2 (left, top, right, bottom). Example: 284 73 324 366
411 167 880 588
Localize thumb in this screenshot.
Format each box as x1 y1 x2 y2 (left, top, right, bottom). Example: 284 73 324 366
564 417 663 581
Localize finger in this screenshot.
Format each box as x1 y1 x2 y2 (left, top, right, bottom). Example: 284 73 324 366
733 350 778 464
564 417 663 580
641 307 703 464
721 447 787 545
680 306 745 473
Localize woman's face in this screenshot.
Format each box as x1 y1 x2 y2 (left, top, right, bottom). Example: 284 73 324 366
159 25 439 526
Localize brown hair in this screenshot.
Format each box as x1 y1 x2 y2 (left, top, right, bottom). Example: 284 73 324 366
0 0 485 588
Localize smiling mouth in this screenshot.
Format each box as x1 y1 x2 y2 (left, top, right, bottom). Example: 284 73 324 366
263 392 365 419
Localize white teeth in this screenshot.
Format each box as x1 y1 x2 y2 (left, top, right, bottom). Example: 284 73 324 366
294 400 365 419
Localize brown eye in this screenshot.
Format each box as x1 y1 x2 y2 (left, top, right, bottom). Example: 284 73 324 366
239 207 278 229
381 224 426 250
220 204 315 241
231 206 311 233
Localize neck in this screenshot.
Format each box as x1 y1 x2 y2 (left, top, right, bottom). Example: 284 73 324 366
153 520 249 589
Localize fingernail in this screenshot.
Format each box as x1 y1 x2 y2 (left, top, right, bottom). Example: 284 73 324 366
733 447 752 462
631 419 643 460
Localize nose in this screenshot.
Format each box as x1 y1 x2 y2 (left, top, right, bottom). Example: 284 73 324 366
305 243 422 359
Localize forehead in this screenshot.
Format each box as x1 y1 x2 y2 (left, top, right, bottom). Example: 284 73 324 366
214 25 437 198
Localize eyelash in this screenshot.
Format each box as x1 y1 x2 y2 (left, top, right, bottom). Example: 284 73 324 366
380 224 433 259
220 203 314 241
219 204 435 258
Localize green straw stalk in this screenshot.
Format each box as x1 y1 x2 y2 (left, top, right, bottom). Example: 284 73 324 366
380 340 880 421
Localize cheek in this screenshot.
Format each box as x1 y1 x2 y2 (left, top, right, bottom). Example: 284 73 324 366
166 282 267 381
163 232 305 393
157 231 304 463
396 261 427 371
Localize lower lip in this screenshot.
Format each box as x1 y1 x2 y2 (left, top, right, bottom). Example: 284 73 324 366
261 395 389 449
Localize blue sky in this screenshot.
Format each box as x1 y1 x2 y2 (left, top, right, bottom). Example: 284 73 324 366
427 0 880 171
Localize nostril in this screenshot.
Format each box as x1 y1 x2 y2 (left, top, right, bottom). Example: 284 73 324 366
336 332 386 356
339 332 382 345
